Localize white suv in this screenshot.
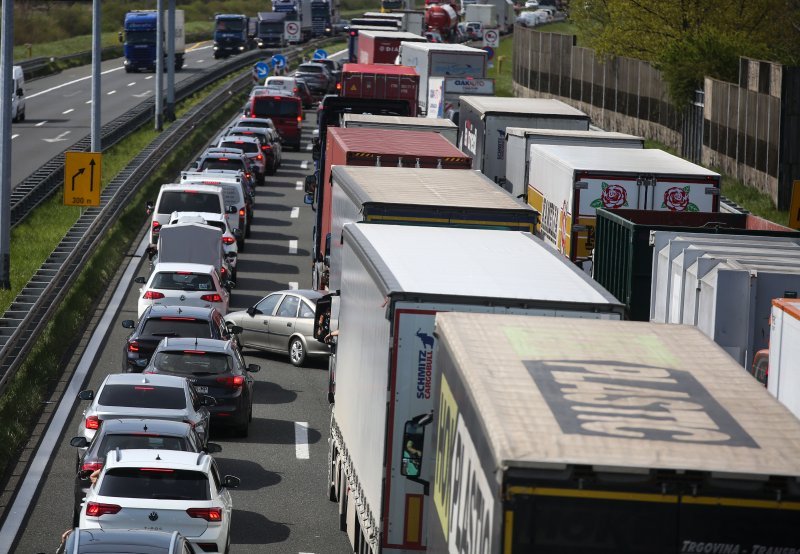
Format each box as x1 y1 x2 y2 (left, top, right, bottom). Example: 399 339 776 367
79 449 239 554
136 262 231 318
148 184 236 245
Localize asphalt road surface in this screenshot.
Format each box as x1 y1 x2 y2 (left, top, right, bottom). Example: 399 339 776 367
8 108 353 554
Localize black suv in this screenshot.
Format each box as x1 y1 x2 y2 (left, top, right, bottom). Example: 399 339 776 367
121 305 241 372
295 63 332 96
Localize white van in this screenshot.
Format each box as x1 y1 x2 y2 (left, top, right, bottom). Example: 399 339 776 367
12 65 25 122
147 183 234 245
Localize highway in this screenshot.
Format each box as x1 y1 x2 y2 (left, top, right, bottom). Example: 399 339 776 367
5 107 353 553
11 42 222 187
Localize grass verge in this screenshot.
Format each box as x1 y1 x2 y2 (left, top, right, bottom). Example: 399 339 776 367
488 35 514 97
0 84 249 481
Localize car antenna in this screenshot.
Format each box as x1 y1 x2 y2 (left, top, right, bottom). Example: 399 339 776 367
156 452 162 461
116 447 122 462
142 376 149 384
143 423 148 432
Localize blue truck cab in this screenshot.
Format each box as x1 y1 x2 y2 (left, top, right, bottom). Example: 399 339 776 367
213 14 251 59
122 10 185 73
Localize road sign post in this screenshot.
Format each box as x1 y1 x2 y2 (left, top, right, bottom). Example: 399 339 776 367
64 152 102 207
483 29 499 48
790 180 800 229
285 21 300 43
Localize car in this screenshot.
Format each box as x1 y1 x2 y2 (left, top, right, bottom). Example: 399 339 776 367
224 289 330 367
226 126 283 175
180 170 253 246
294 63 331 97
144 338 261 436
309 59 341 88
524 0 539 8
120 305 239 372
56 529 200 554
76 373 214 446
243 92 303 150
264 76 300 95
69 419 221 526
194 150 258 194
294 78 315 108
168 212 240 280
215 135 266 186
464 21 483 39
135 262 231 318
79 449 239 554
147 184 235 245
234 115 276 134
516 11 545 27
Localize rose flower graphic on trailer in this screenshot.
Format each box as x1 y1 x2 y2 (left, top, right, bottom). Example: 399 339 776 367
663 186 699 212
590 182 628 209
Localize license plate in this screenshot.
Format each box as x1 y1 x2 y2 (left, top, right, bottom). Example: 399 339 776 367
195 386 208 394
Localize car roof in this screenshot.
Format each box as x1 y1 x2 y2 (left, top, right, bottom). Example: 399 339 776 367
69 529 181 550
142 304 218 319
219 135 261 144
103 448 212 471
238 116 273 123
168 211 227 224
93 418 194 435
201 149 248 159
159 183 223 194
151 262 216 274
155 337 234 354
103 373 188 389
270 289 322 302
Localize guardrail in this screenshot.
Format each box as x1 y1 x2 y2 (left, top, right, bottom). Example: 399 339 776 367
0 39 335 397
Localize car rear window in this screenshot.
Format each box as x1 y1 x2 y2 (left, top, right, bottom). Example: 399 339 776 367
220 140 259 154
153 351 232 375
158 191 222 215
299 64 324 73
199 158 246 172
252 97 300 118
151 272 215 292
96 433 191 458
100 468 210 500
142 318 212 337
98 384 187 410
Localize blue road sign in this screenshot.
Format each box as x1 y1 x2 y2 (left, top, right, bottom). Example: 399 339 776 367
254 61 270 79
313 49 328 60
271 54 287 68
482 46 495 61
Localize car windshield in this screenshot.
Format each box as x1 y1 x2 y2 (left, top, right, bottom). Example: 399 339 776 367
153 351 232 375
151 272 215 292
98 384 186 410
252 97 300 118
100 468 210 500
158 191 221 215
142 318 211 337
220 140 259 154
95 433 191 459
200 158 245 172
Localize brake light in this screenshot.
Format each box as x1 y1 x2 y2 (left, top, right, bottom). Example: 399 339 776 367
187 507 222 522
222 236 236 245
274 96 282 100
336 82 341 91
85 416 101 430
221 267 228 277
127 341 140 353
86 502 121 517
217 375 245 388
177 271 192 275
183 350 207 354
152 221 161 229
239 208 245 217
256 154 263 160
140 467 175 473
263 145 272 150
201 294 223 302
234 141 244 145
134 386 155 390
218 158 229 162
143 291 165 300
81 461 103 472
297 116 302 123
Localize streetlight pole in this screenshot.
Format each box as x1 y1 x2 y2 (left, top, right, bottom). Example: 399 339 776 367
0 0 14 288
155 0 164 130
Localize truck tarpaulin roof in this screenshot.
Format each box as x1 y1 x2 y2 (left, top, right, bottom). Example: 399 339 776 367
326 127 468 167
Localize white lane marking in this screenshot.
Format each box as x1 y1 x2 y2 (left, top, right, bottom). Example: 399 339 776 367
145 76 153 80
85 100 92 104
127 82 136 87
295 422 309 459
43 131 71 143
305 143 312 151
289 240 298 254
301 160 308 170
0 235 150 552
11 134 18 140
132 91 150 98
197 59 205 63
289 282 298 290
62 108 74 115
107 90 117 95
290 207 299 219
295 180 303 190
35 120 47 127
26 66 125 99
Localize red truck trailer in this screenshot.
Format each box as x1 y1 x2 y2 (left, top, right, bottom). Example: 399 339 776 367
340 63 420 116
312 127 471 289
357 30 427 64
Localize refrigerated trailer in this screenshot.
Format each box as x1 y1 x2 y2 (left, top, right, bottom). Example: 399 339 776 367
327 224 624 554
427 313 800 554
341 113 458 144
356 29 427 64
768 298 800 418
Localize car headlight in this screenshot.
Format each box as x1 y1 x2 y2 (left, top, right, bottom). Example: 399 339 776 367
239 45 245 51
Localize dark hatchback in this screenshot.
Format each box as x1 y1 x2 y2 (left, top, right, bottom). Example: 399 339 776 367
59 529 199 554
144 338 260 437
121 305 240 372
69 418 221 526
227 125 283 175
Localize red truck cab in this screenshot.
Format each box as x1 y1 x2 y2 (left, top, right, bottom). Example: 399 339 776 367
340 63 419 117
245 92 303 150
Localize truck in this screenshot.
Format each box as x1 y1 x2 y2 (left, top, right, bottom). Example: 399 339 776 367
363 11 426 35
464 4 495 28
213 14 251 59
486 0 515 32
357 30 427 64
592 208 799 321
346 25 403 62
427 313 800 554
528 145 721 273
311 0 331 37
340 64 420 116
327 166 539 290
424 4 459 41
273 0 313 42
459 96 590 188
399 43 488 114
122 10 185 73
768 298 800 418
379 0 415 12
327 224 625 554
256 12 288 48
310 127 472 290
505 128 644 202
342 113 458 144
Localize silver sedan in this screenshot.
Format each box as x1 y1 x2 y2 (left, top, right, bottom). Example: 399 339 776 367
225 289 330 366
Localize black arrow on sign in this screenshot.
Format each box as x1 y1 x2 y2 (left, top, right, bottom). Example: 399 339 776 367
71 168 84 191
88 159 96 192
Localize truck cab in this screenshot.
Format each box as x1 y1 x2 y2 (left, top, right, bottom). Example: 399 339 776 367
256 12 287 48
122 10 185 72
213 14 251 59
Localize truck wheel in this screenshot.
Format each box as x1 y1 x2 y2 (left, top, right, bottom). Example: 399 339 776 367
289 337 306 367
124 66 133 73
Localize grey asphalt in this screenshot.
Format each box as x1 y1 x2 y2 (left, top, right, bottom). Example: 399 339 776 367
10 110 352 554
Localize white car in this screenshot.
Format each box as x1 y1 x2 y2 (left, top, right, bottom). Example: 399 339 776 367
264 76 299 93
147 184 234 245
135 262 231 318
524 0 539 8
79 449 239 554
169 212 240 279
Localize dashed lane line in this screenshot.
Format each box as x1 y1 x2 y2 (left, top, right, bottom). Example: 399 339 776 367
289 240 298 254
35 121 47 127
295 422 310 459
107 90 117 95
26 65 124 100
62 108 74 115
301 160 309 170
289 282 298 290
295 180 303 190
290 207 299 219
127 82 136 87
11 134 18 140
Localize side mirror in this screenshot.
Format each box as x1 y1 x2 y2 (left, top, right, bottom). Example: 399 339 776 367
226 251 238 260
70 436 89 448
145 245 158 261
303 193 313 205
304 174 316 194
233 228 243 239
118 31 124 43
121 320 135 329
229 325 243 335
311 142 321 162
145 201 154 215
227 205 238 214
205 442 223 454
78 390 94 401
247 363 261 373
246 306 260 317
224 281 236 291
223 475 241 489
134 276 147 284
16 88 23 97
200 395 217 407
77 469 94 481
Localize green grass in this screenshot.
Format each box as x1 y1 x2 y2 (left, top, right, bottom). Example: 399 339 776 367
488 35 514 97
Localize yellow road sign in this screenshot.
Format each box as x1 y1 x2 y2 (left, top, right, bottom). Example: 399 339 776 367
64 151 101 206
790 180 800 230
